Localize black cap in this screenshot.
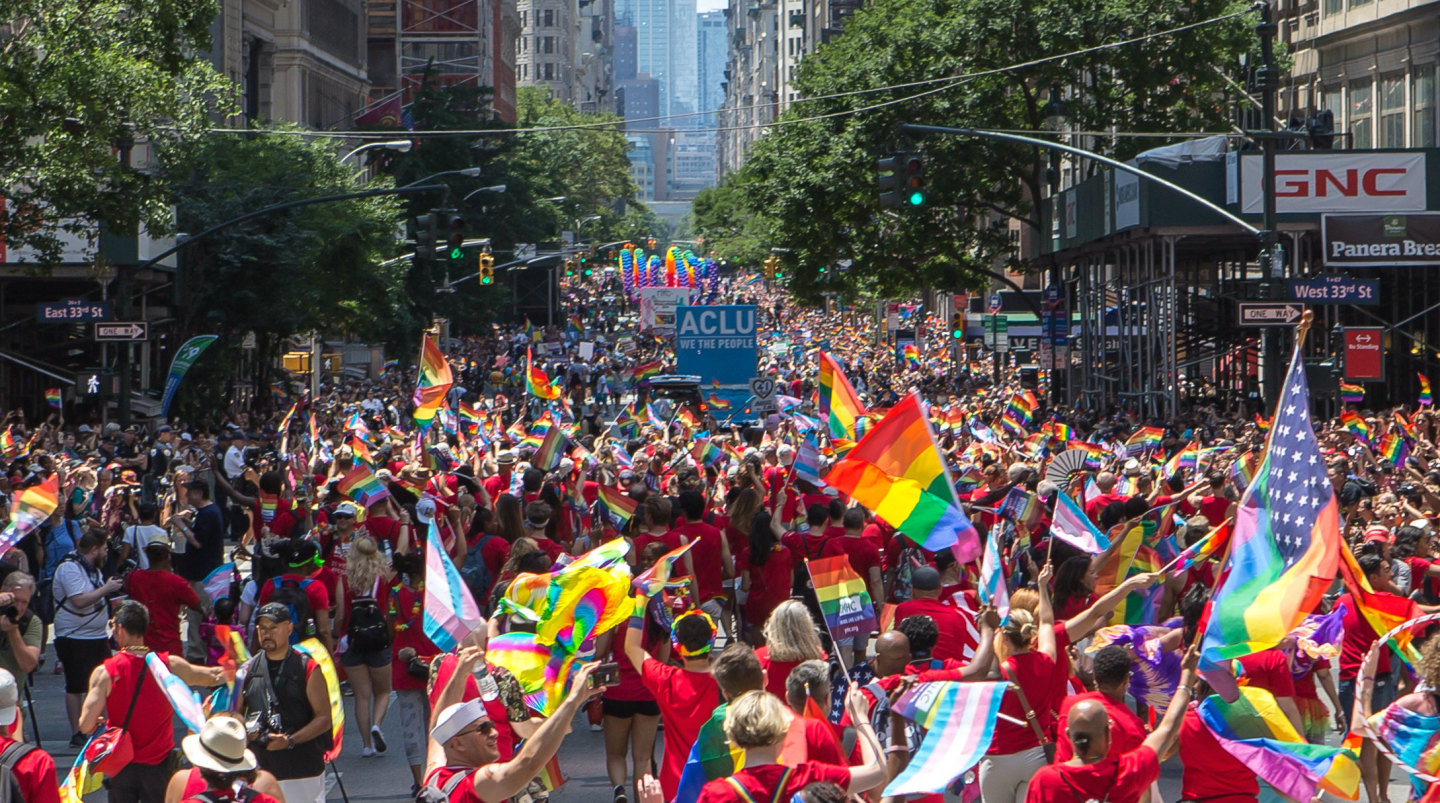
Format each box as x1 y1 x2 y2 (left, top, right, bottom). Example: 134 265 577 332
287 539 320 568
255 602 291 624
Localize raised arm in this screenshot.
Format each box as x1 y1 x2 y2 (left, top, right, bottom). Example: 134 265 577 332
1064 571 1161 642
1146 646 1200 758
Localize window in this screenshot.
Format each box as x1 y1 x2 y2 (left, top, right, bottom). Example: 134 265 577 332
1380 72 1405 147
520 10 526 27
1321 85 1342 115
1416 65 1436 148
1350 0 1370 6
1349 79 1372 148
543 9 554 25
1322 0 1342 13
542 36 554 54
543 62 555 80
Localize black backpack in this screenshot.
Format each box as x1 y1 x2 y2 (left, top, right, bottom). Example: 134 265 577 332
0 740 35 803
415 768 473 803
269 577 315 644
458 535 496 616
790 534 832 598
347 583 390 653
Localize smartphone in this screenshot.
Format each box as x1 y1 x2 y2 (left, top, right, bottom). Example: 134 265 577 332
588 662 620 689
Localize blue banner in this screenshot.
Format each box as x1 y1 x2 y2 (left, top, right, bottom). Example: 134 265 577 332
159 335 218 416
675 305 757 416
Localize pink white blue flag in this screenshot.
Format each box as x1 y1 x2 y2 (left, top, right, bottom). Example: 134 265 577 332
978 529 1009 622
1051 491 1111 554
884 681 1007 796
147 652 206 733
201 562 236 604
794 434 825 486
423 519 483 651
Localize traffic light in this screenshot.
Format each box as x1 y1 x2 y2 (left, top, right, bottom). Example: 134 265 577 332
413 210 439 265
878 151 926 208
646 237 657 250
902 153 925 206
564 258 576 276
446 213 465 259
478 252 495 285
951 313 964 339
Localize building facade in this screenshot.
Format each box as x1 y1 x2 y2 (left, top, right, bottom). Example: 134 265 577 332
517 0 577 102
574 0 615 114
697 10 727 125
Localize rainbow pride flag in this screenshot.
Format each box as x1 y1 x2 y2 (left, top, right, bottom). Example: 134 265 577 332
1421 372 1434 406
1380 432 1409 469
1340 382 1365 404
44 388 61 408
526 348 561 401
595 485 638 528
412 334 453 427
706 393 731 410
807 555 876 641
0 475 59 553
825 394 981 562
901 344 920 368
1197 687 1359 803
633 541 694 597
1340 410 1371 445
628 360 663 382
1123 426 1165 454
532 425 567 471
337 464 390 508
691 440 727 468
1169 521 1231 576
819 351 867 441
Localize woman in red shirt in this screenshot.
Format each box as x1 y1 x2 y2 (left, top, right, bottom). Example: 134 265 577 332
980 564 1058 803
388 551 441 791
337 534 394 758
754 600 826 700
695 688 885 803
740 509 795 642
1051 555 1098 621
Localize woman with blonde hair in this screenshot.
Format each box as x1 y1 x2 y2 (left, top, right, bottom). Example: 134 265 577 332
980 563 1058 803
693 688 885 802
336 534 394 757
756 600 826 699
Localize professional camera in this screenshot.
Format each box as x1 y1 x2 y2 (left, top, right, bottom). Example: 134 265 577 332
0 606 20 622
245 711 283 745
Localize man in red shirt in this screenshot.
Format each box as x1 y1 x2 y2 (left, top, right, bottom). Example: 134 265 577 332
623 600 722 800
257 540 334 653
124 531 201 654
482 450 518 500
824 508 885 665
78 601 224 803
0 669 59 803
1026 647 1199 803
670 490 732 630
1083 472 1131 523
893 567 976 663
1055 646 1147 761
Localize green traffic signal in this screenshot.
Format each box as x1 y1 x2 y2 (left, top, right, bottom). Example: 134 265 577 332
909 191 925 206
481 275 493 285
951 329 963 339
449 246 464 259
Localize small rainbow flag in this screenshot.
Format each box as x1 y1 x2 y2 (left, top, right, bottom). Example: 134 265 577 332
526 348 561 401
337 464 390 508
349 434 375 467
1339 383 1365 404
628 360 663 382
819 352 867 441
1123 426 1165 454
1340 410 1371 445
1254 414 1271 433
1379 432 1409 469
277 401 298 437
807 555 876 642
901 344 920 369
595 486 638 528
706 393 731 410
633 541 694 597
378 359 399 378
0 475 59 552
412 334 453 427
0 427 18 458
691 440 727 468
1419 372 1433 406
44 388 61 409
532 425 567 471
1169 521 1232 577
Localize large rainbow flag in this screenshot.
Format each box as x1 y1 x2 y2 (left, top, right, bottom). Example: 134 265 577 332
412 334 453 427
825 394 980 562
806 555 876 642
818 351 866 441
1200 349 1341 668
1197 687 1359 802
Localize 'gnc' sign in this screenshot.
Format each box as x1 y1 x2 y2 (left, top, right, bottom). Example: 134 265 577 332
1235 152 1427 214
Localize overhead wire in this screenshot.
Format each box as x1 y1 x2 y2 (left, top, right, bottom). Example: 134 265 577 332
207 6 1255 141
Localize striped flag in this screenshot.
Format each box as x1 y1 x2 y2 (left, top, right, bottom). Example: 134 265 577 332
422 520 483 652
0 475 59 553
532 425 567 471
146 652 206 734
883 681 1007 796
337 464 390 508
793 434 825 486
1049 491 1111 553
633 541 694 597
595 485 638 529
202 562 236 604
1169 521 1232 577
806 555 876 642
978 528 1009 621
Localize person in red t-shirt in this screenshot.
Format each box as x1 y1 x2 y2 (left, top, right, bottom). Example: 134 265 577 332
982 564 1058 803
1055 646 1148 762
1179 696 1259 803
79 601 225 803
1027 647 1200 803
124 532 201 654
694 684 885 803
740 509 795 636
782 659 846 766
624 602 723 800
0 669 58 803
670 490 733 632
756 600 827 700
1234 647 1302 734
893 567 976 664
256 540 334 654
175 715 283 803
632 496 682 557
1083 472 1131 523
482 451 519 501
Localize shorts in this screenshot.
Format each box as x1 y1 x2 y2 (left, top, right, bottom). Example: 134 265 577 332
54 637 111 695
341 646 393 669
1339 673 1399 731
602 697 661 718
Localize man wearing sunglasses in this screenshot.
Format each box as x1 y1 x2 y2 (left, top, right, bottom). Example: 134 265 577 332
423 645 603 802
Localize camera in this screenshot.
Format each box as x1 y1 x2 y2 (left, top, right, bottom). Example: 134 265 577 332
246 711 282 744
587 662 620 689
0 606 19 622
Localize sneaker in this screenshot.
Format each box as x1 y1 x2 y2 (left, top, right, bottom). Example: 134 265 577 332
613 785 628 803
371 726 387 754
590 722 602 732
361 746 378 758
69 732 87 748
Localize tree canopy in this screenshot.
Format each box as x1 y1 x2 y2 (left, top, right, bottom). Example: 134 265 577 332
699 0 1253 303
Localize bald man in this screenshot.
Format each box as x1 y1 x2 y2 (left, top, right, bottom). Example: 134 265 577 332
1026 647 1200 803
1084 472 1131 523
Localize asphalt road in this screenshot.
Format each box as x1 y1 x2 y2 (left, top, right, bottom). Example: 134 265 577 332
25 641 1414 802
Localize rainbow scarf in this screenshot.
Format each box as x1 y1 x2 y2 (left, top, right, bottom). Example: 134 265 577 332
294 639 344 761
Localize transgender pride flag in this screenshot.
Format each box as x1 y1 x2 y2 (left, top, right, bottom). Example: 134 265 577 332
884 681 1007 796
978 529 1009 621
423 520 483 651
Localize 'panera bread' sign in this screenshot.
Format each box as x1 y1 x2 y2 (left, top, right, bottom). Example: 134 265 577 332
1322 213 1440 267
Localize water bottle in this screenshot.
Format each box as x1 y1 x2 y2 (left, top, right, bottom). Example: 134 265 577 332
473 662 500 702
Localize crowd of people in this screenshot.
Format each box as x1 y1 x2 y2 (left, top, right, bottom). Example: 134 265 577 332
0 268 1436 803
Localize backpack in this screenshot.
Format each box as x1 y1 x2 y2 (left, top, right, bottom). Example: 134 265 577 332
790 534 831 598
0 740 34 803
885 544 925 602
268 577 315 644
414 768 473 803
458 535 496 616
347 580 390 653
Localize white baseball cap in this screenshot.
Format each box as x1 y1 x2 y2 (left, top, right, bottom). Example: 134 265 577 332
430 699 488 744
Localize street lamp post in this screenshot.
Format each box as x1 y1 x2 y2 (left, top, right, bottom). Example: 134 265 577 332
463 185 507 201
341 140 413 164
399 167 482 188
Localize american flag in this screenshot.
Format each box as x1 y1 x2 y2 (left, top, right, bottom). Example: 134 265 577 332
1265 363 1333 570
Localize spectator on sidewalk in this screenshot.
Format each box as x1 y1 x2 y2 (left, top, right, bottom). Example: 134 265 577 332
53 532 120 746
0 669 58 803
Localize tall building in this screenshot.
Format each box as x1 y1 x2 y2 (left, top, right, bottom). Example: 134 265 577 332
574 0 615 114
516 0 577 102
697 10 727 125
717 0 777 175
670 129 716 197
212 0 369 128
1277 0 1439 149
615 0 697 122
363 0 519 123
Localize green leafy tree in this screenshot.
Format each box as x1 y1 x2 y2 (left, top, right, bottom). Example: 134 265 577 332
0 0 233 263
689 173 773 268
738 0 1252 302
170 128 405 411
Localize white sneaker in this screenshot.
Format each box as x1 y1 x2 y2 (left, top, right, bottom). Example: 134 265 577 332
361 747 378 758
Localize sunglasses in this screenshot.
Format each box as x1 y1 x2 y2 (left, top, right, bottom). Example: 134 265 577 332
457 721 496 738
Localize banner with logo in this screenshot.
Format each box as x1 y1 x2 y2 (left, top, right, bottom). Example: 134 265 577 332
675 305 757 413
159 335 218 416
1322 213 1440 267
1234 151 1427 214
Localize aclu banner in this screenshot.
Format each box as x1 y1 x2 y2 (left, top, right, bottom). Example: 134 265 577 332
1322 213 1440 267
675 305 757 414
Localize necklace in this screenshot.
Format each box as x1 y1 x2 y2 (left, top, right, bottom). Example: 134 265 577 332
120 645 149 654
391 579 424 631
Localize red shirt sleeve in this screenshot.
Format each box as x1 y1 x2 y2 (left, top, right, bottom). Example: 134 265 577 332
1236 649 1295 698
16 747 59 803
